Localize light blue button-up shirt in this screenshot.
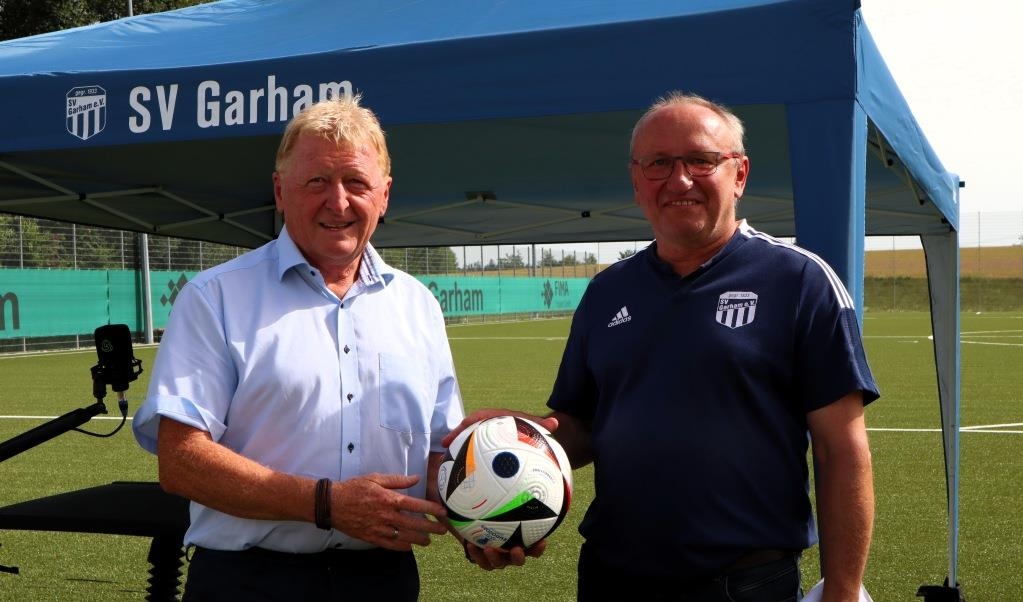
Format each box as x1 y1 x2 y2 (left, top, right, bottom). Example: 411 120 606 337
132 227 464 552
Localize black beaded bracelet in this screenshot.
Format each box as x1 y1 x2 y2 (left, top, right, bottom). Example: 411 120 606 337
314 478 332 530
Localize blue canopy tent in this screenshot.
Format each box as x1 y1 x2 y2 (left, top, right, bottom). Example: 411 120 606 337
0 0 962 595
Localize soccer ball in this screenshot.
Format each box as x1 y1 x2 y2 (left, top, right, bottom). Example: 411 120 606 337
438 415 573 549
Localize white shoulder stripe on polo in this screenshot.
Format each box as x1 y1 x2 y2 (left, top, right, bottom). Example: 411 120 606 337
738 223 855 309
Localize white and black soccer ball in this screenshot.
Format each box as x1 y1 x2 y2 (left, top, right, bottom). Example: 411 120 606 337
437 415 573 549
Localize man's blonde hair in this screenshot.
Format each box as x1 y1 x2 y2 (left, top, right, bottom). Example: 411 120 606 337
275 94 391 176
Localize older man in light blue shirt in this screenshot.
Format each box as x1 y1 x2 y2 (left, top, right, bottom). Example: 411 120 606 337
132 96 464 601
133 227 462 550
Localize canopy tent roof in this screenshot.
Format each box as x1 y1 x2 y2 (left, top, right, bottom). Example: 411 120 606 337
0 0 957 252
0 0 964 591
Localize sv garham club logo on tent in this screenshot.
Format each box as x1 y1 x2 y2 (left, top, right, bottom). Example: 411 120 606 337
66 86 107 141
716 291 758 329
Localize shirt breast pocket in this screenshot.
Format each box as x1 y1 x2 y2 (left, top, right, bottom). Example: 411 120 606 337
377 352 432 434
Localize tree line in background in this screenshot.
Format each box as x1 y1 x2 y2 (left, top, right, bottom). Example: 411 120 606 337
378 248 458 275
0 216 243 271
457 248 599 272
0 0 207 41
0 216 600 275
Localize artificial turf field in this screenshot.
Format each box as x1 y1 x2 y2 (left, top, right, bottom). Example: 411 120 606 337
0 311 1020 600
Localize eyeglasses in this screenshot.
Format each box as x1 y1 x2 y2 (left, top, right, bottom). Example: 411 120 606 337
630 151 743 180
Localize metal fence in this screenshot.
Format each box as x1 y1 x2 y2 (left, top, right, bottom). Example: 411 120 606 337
862 211 1023 313
1 213 1020 352
0 217 647 277
0 217 639 352
0 216 248 272
5 212 1019 274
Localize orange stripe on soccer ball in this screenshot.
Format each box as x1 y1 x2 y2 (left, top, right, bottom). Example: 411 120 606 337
465 430 476 476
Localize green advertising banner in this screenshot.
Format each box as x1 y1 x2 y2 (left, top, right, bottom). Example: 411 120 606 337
1 269 588 339
0 270 114 337
0 269 193 339
416 275 587 317
149 271 193 328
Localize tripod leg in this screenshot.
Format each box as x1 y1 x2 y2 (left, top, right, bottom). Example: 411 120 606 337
0 542 19 575
145 534 185 601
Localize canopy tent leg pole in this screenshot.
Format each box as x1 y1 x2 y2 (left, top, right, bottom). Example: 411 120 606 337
787 98 867 318
787 98 868 585
916 230 965 602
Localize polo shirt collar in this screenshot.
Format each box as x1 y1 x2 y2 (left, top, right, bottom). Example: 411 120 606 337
647 220 748 277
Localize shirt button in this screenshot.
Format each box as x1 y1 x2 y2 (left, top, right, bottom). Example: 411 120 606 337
343 345 350 354
347 393 354 401
347 442 355 453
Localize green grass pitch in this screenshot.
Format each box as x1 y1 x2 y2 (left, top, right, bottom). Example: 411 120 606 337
0 311 1020 600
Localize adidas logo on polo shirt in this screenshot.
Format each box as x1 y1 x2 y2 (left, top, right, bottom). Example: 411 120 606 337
607 306 632 328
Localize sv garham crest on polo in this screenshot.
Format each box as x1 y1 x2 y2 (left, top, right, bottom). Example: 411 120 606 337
716 291 757 329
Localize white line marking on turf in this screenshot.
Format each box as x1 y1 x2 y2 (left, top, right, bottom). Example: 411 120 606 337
864 332 1023 348
961 422 1023 430
869 423 1023 434
448 336 566 341
1 417 1017 432
870 428 1023 434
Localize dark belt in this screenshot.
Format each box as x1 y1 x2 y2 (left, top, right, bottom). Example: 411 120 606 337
722 548 799 573
193 545 409 572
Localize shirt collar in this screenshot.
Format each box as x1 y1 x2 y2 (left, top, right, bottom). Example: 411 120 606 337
646 220 747 276
275 226 396 287
358 242 396 288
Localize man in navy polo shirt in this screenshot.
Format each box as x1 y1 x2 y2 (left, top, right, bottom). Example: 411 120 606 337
446 91 879 601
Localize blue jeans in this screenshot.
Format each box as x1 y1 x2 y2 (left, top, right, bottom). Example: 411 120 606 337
578 544 803 602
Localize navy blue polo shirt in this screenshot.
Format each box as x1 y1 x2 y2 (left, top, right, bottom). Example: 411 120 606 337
547 222 879 579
